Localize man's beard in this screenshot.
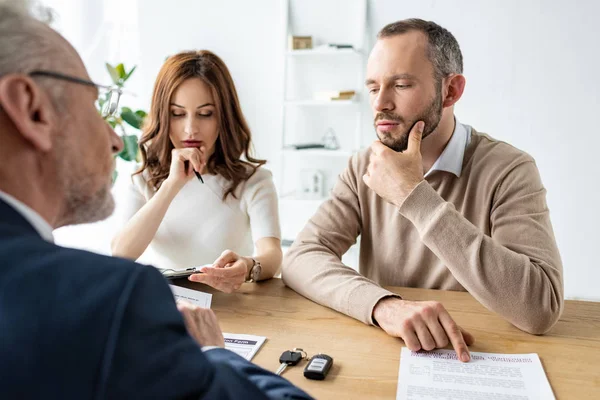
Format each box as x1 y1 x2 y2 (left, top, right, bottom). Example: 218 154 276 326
53 132 115 227
374 83 443 152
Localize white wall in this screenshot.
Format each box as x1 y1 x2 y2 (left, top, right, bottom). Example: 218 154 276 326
51 0 600 301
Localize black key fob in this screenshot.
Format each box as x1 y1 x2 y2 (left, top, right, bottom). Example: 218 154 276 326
303 354 333 380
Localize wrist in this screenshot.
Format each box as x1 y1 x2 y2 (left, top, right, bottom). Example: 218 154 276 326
243 257 262 282
161 178 184 196
242 256 254 278
201 345 224 352
394 179 424 208
373 296 403 326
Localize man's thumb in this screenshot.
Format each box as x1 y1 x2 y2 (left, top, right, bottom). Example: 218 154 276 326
408 121 424 153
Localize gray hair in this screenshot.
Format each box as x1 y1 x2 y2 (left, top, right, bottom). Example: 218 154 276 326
378 18 463 82
0 1 67 108
0 1 58 75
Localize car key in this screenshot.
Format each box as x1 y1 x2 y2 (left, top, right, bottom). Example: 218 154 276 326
276 350 303 376
304 354 333 380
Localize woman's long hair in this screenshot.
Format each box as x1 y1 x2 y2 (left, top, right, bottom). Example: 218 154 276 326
135 50 266 200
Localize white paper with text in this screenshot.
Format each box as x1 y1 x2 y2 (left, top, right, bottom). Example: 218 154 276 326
223 333 266 361
169 285 212 308
397 348 555 400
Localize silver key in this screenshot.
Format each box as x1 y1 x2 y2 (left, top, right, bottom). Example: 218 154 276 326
275 362 289 376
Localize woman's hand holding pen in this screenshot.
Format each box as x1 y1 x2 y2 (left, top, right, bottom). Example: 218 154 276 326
188 250 251 293
166 147 206 189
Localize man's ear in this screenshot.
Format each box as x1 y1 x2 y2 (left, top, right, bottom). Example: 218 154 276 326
442 74 466 108
0 74 56 152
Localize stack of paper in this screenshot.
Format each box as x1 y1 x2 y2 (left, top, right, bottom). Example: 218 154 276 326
396 348 555 400
223 333 267 361
169 285 212 308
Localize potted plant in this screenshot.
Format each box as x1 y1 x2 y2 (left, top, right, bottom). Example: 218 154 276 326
98 63 147 181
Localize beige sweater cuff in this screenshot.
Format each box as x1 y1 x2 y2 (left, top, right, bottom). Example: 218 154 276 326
349 283 400 325
398 180 446 229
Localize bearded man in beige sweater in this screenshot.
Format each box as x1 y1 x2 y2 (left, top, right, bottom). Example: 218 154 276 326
282 18 563 363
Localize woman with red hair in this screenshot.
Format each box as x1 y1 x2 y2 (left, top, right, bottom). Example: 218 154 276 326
112 50 281 293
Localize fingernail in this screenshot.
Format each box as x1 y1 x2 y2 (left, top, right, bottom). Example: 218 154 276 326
461 352 470 362
417 121 425 132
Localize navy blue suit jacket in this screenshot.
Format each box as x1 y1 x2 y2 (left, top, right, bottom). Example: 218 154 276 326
0 199 312 399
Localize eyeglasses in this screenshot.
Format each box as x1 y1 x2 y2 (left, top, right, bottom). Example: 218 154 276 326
28 70 123 119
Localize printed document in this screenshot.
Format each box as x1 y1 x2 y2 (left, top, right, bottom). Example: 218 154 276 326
223 333 266 361
169 285 212 308
397 348 555 400
168 287 265 361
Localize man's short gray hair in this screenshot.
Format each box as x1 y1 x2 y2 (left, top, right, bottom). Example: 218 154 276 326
0 1 65 107
0 1 58 75
378 18 463 82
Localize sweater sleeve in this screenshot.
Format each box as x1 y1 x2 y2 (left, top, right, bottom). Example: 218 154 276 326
399 161 564 334
282 155 398 325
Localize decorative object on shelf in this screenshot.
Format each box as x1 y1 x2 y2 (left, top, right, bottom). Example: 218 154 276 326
98 63 147 181
314 90 356 101
298 169 325 200
328 43 354 49
322 128 340 150
289 35 313 50
287 143 326 150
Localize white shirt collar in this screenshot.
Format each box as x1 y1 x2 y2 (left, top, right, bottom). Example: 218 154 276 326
0 190 54 242
424 118 472 178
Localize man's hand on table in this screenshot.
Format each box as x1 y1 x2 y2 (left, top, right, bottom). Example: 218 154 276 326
373 297 475 362
177 300 225 348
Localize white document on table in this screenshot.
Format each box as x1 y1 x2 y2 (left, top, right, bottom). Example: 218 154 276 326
169 285 212 308
223 333 266 361
396 348 555 400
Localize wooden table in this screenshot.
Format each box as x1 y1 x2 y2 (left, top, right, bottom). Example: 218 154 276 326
176 278 600 399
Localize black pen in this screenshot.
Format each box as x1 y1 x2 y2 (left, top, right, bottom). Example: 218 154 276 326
185 160 204 184
194 170 204 184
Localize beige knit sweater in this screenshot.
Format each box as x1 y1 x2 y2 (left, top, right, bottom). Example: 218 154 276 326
282 129 563 334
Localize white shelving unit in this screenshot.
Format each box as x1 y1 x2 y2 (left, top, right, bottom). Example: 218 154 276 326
278 0 368 249
279 0 367 188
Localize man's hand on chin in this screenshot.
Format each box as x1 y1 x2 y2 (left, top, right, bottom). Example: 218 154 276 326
363 121 426 207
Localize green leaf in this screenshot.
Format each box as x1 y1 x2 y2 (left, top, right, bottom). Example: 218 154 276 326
117 134 139 162
105 116 118 129
135 109 147 119
105 63 120 85
116 63 126 79
121 107 145 130
123 65 137 82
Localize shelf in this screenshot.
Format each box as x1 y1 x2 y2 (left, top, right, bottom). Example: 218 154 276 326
286 48 362 56
282 148 354 157
285 99 359 106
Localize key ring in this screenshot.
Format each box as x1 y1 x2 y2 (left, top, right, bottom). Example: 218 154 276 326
292 348 308 360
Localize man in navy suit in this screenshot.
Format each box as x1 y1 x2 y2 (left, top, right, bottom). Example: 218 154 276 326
0 3 311 399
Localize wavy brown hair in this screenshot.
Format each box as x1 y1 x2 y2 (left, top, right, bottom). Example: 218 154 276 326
135 50 266 200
